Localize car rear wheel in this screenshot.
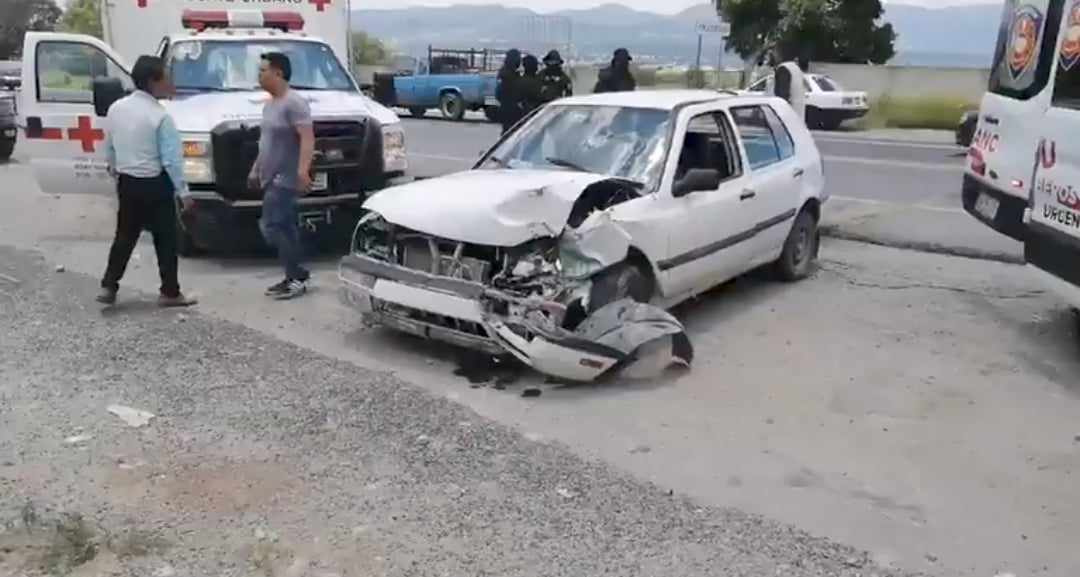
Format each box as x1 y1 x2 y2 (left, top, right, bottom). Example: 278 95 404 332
439 92 465 121
775 209 819 281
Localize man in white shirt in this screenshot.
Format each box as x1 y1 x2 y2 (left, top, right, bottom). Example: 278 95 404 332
98 55 197 307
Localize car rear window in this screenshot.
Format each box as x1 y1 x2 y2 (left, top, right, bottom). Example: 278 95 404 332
988 0 1065 100
813 75 839 92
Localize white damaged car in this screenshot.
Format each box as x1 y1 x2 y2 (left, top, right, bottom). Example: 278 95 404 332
339 90 827 381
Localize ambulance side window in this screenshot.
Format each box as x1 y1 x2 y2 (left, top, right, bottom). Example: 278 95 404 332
1053 11 1080 109
36 42 132 105
987 0 1064 100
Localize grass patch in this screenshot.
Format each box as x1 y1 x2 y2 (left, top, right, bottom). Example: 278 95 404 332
869 96 975 131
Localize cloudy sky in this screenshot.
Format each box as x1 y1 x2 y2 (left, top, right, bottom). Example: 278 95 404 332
357 0 1000 14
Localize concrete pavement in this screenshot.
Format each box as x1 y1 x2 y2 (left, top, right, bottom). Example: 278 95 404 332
2 157 1079 577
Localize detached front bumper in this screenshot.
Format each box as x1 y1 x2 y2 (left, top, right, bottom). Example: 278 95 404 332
338 252 691 382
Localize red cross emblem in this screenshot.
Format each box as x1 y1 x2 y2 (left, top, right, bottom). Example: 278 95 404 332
137 0 147 7
68 116 105 153
309 0 331 12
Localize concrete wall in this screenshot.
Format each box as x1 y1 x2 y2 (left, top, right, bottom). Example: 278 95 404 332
808 62 990 103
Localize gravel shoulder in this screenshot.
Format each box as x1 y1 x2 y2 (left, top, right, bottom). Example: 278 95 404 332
0 244 907 577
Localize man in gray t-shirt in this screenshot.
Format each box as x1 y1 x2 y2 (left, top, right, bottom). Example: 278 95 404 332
249 52 315 300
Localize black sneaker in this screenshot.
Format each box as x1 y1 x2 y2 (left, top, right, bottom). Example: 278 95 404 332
265 279 290 296
273 279 307 300
96 288 117 305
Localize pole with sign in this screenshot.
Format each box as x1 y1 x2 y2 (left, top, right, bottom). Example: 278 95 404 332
692 21 731 88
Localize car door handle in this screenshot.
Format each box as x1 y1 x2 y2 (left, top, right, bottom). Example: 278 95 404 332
793 168 805 178
740 189 757 201
983 114 1000 125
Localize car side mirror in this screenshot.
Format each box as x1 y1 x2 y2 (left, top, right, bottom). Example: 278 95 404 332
93 77 126 117
673 168 722 197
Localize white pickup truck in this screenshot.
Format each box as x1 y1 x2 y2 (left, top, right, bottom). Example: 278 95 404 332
18 1 407 255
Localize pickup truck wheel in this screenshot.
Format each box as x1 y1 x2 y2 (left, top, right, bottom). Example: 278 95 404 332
588 262 653 313
0 138 14 162
439 92 466 121
805 106 824 130
408 107 426 118
775 209 819 282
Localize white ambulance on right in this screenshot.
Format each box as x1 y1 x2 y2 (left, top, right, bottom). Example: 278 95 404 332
965 0 1080 310
1026 0 1080 310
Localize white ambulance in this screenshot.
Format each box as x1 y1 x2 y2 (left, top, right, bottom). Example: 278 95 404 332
18 0 407 255
963 0 1061 242
1025 1 1080 311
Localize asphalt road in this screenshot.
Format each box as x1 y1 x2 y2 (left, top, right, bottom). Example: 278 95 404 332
2 154 1080 576
399 116 1022 262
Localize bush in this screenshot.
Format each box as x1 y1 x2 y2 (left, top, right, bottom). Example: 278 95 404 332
872 96 975 131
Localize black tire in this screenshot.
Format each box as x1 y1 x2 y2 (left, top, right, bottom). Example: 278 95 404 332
439 92 466 121
588 262 653 313
0 138 14 162
408 107 426 118
820 117 843 131
483 106 499 123
805 106 824 129
775 209 819 282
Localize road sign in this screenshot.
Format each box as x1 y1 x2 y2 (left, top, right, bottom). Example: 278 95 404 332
695 21 732 36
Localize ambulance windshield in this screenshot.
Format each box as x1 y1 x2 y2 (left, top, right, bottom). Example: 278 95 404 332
168 39 354 93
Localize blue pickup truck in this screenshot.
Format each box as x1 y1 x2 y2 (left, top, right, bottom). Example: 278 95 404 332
373 47 502 122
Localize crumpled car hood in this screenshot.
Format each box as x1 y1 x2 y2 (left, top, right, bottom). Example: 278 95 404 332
363 169 613 246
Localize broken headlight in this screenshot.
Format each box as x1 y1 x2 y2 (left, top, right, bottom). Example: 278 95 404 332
352 211 394 260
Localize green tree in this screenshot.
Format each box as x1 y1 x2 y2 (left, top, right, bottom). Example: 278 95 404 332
722 0 895 74
351 31 390 66
60 0 103 38
0 0 63 59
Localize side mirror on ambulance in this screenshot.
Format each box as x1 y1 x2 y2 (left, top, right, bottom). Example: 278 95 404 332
92 78 126 117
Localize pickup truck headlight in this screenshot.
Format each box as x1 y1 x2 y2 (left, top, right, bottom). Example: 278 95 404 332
181 136 213 184
382 125 406 168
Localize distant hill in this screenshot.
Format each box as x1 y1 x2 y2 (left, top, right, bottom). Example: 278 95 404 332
350 2 1003 68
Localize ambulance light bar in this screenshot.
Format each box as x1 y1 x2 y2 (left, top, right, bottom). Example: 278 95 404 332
181 10 305 32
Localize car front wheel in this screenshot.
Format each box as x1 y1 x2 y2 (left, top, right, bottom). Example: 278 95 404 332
0 138 14 162
775 209 819 281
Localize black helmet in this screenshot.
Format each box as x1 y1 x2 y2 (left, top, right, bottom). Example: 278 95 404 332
505 49 522 68
613 48 632 62
543 50 564 65
523 54 539 74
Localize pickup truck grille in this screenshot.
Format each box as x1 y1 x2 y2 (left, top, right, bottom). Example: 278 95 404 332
209 119 384 202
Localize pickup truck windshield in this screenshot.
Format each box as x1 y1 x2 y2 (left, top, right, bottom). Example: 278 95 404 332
168 40 354 92
483 105 672 191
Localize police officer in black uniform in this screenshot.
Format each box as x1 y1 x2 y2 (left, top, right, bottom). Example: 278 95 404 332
496 49 523 134
520 54 543 115
539 50 573 104
594 48 636 94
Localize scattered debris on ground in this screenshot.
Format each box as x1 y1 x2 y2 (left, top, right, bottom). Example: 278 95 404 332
106 405 155 428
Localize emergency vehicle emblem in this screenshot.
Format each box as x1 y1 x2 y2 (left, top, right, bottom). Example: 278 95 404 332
1060 0 1080 71
1008 4 1044 80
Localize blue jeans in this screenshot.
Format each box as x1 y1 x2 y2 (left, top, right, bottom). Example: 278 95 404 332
259 185 309 281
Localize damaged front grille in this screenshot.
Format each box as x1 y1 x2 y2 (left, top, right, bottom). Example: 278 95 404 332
397 235 495 283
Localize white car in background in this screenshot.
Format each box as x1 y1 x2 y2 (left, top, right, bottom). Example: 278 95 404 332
339 90 826 382
746 73 870 130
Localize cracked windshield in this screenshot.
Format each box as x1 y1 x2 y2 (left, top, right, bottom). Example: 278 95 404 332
4 0 1080 576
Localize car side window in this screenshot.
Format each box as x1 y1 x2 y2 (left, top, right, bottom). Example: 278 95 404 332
673 111 742 186
762 105 795 160
36 42 131 104
731 105 784 170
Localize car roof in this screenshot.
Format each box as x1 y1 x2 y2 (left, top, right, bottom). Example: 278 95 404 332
558 89 742 111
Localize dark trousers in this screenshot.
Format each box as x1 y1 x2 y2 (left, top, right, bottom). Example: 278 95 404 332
259 184 309 282
101 173 181 298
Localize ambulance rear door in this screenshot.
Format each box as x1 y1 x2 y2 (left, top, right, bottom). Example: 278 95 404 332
19 32 133 196
1027 2 1080 291
967 0 1066 205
